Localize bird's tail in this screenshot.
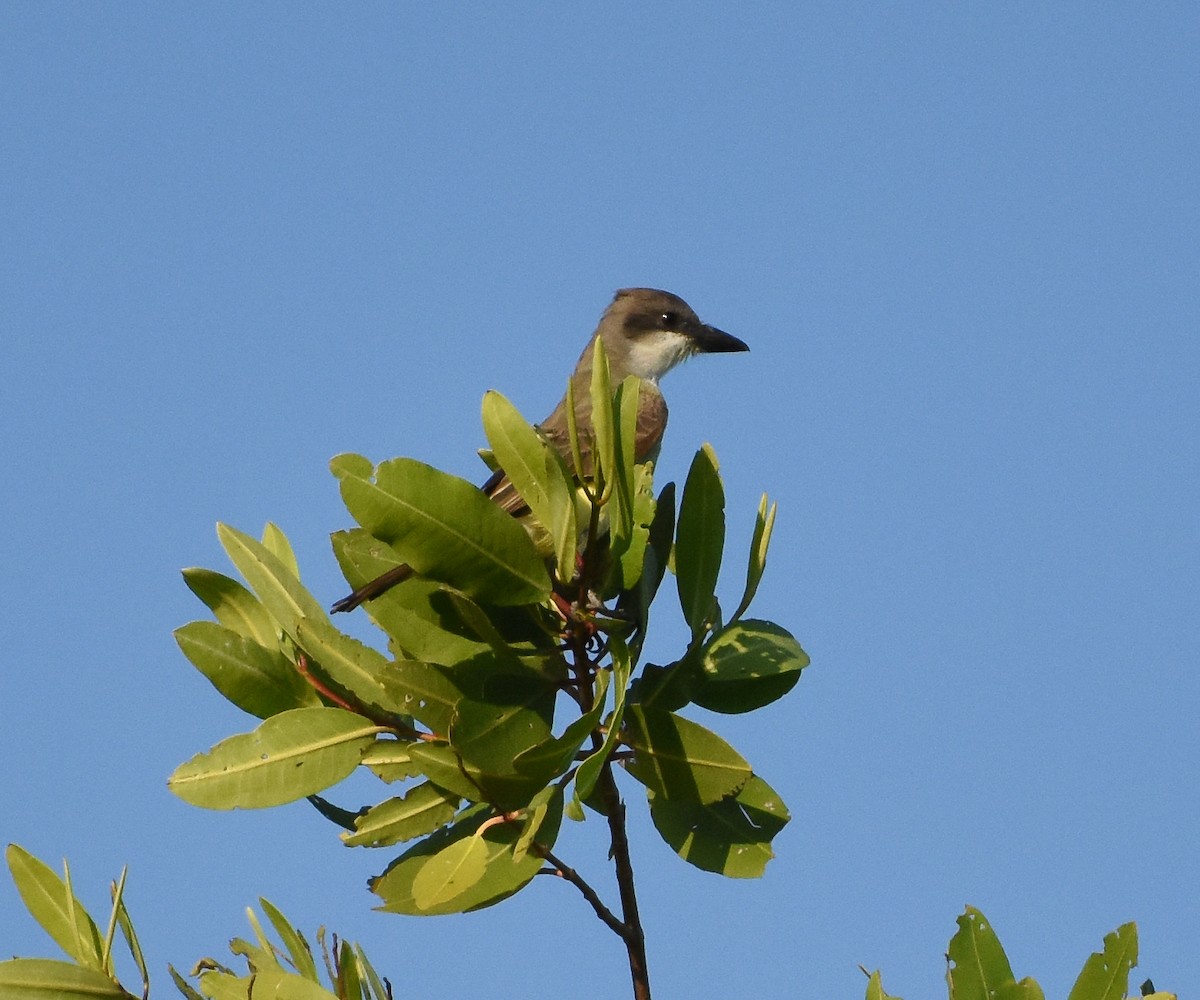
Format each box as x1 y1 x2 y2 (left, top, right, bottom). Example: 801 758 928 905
330 564 414 613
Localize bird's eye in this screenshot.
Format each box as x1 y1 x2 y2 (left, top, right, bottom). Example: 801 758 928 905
660 311 680 328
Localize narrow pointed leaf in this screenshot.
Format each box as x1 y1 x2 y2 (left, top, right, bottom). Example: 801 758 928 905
168 707 379 809
182 568 279 649
216 524 327 639
343 782 461 847
731 494 777 623
0 959 134 1000
5 847 104 970
588 339 616 499
675 444 725 637
648 773 789 878
174 620 318 718
1067 923 1137 1000
947 907 1017 1000
692 619 808 714
260 522 300 580
864 970 904 1000
622 705 751 803
258 899 318 982
606 375 641 557
331 454 549 605
481 390 578 576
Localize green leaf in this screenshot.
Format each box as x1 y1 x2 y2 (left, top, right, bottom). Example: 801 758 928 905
692 619 808 714
342 782 461 847
513 668 611 781
573 635 633 805
182 568 279 649
622 706 751 803
260 522 300 580
0 959 134 1000
330 531 490 664
588 339 616 499
292 617 399 717
450 669 556 770
731 493 777 623
174 621 319 718
168 707 379 809
372 798 562 915
1067 923 1137 1000
4 846 104 970
606 375 641 560
382 660 461 735
247 968 340 1000
864 969 904 1000
947 907 1016 1000
647 774 789 878
998 980 1046 1000
675 444 725 637
410 836 490 911
257 899 318 982
407 741 551 812
216 524 328 640
331 454 550 606
481 390 578 576
361 739 423 783
109 878 147 997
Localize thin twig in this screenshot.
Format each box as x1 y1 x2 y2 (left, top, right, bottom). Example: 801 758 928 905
537 847 628 939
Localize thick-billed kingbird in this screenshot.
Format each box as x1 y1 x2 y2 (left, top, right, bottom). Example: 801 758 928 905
331 287 748 613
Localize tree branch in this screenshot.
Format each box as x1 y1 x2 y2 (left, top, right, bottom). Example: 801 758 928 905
538 847 627 939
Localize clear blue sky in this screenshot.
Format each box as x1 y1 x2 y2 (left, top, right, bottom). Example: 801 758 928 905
3 5 1197 998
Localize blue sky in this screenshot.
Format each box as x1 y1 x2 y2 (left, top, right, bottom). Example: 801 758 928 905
2 4 1197 997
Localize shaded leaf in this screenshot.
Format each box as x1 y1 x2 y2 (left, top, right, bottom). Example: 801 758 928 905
450 670 556 770
406 742 550 812
675 444 725 637
573 635 633 805
372 798 562 915
331 454 549 606
410 836 490 911
692 619 808 714
648 773 790 878
342 782 461 847
168 707 378 809
622 706 751 803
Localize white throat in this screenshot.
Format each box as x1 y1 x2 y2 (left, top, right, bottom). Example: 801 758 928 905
621 330 694 383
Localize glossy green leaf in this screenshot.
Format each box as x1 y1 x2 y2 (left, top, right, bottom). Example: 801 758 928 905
372 798 562 915
5 846 103 970
947 907 1017 1000
647 774 789 878
410 836 490 911
622 706 751 803
293 617 398 717
331 453 550 606
692 619 808 714
182 568 279 650
481 390 578 576
257 899 318 982
0 959 133 1000
174 621 319 718
330 531 490 665
1067 923 1137 1000
342 782 461 847
169 707 379 809
731 493 777 623
675 444 725 637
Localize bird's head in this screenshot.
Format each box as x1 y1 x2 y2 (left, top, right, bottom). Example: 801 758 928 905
598 288 749 383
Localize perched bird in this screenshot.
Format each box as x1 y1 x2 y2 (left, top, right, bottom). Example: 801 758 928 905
331 287 748 613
